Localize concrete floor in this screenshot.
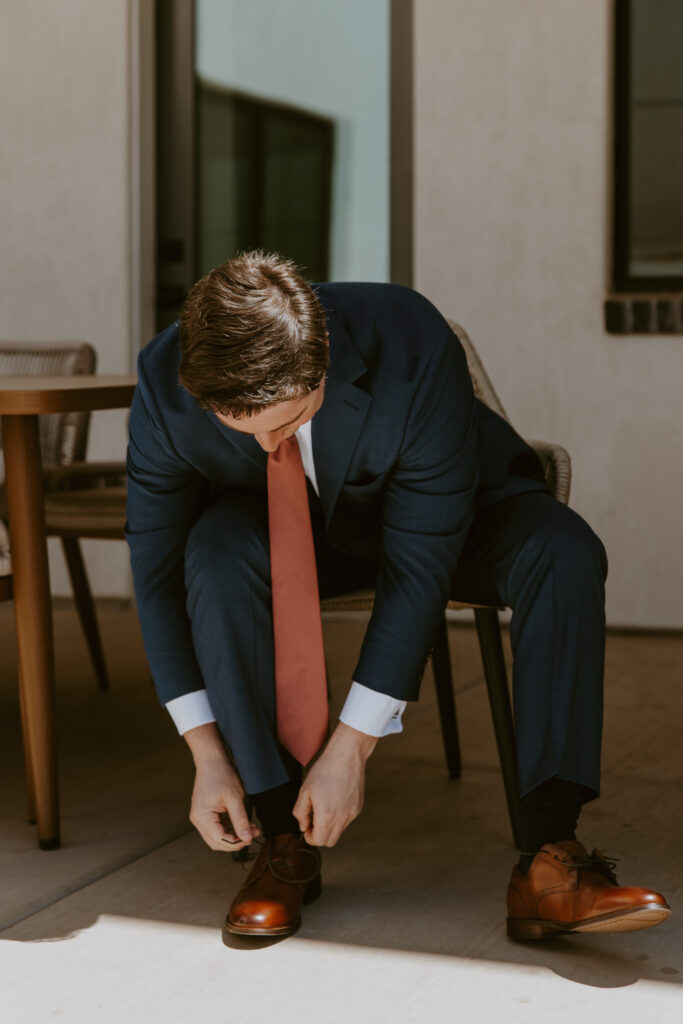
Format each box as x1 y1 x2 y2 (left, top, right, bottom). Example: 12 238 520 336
1 603 682 1023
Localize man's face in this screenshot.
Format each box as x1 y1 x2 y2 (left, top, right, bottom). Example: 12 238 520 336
214 382 325 452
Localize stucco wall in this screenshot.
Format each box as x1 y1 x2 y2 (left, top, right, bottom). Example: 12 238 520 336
414 0 683 627
0 0 133 597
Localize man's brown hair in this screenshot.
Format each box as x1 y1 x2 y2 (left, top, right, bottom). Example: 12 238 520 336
179 251 329 417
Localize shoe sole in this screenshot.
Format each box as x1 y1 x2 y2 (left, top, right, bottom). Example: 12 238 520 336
223 875 322 938
223 917 302 938
507 904 671 939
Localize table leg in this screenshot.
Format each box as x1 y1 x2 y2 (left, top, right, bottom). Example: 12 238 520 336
18 667 37 824
2 414 60 848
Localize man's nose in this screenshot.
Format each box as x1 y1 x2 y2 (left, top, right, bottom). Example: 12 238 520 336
254 431 283 452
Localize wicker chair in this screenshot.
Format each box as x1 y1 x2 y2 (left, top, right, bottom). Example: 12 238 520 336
0 565 12 603
0 342 113 690
320 322 571 847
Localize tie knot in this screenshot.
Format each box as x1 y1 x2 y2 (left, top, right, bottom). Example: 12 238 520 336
269 435 300 468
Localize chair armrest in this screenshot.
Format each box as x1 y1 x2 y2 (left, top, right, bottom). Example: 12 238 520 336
526 439 572 505
43 461 127 492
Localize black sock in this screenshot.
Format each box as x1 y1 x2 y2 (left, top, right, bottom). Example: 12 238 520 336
251 779 301 838
517 777 587 874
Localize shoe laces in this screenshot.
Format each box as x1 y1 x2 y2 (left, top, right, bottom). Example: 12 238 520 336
238 834 321 886
267 837 321 886
556 848 620 884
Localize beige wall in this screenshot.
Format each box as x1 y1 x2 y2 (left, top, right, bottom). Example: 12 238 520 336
415 0 683 627
0 0 144 597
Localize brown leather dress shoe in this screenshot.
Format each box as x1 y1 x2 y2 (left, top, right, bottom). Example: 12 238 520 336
224 833 322 937
507 840 671 939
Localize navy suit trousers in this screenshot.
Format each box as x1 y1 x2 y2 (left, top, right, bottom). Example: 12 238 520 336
184 489 607 798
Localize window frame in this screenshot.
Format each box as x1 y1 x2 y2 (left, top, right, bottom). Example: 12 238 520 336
613 0 683 293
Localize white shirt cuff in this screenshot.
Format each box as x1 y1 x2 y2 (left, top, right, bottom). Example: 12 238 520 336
167 683 405 739
339 681 406 737
166 689 216 735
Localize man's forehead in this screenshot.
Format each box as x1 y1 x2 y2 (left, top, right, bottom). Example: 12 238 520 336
215 393 315 434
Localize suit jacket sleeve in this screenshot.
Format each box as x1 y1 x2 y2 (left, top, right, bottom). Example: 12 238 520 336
125 355 209 703
353 329 479 701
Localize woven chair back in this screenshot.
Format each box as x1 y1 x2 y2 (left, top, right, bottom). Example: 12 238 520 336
0 343 96 487
447 320 509 422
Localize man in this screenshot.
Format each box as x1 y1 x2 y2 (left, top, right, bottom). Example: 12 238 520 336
126 251 670 940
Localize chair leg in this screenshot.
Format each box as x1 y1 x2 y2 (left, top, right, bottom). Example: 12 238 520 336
474 607 523 848
61 537 110 691
431 616 462 779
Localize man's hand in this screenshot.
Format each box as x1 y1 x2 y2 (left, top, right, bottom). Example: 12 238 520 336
293 722 378 847
184 723 260 852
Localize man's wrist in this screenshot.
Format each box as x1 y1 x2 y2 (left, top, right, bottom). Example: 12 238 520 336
183 721 231 768
327 721 378 761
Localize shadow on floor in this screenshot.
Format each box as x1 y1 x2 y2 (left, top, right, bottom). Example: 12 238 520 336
2 609 682 995
4 769 682 993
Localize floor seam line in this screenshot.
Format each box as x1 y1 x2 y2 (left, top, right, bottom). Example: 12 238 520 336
0 825 193 934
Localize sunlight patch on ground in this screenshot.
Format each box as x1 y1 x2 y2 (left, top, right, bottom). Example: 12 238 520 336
3 915 681 1024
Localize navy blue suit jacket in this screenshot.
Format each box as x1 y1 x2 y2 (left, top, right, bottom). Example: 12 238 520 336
126 283 547 706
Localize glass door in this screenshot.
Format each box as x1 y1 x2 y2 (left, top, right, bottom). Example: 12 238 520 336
156 0 393 332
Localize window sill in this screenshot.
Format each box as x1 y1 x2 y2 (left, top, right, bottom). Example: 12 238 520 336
604 295 683 334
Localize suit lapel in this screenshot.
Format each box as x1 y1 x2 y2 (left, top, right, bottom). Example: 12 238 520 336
311 312 370 529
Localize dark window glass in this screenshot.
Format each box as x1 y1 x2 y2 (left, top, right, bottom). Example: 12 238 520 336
196 84 334 281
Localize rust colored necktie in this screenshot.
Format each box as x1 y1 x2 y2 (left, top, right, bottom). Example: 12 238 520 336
267 436 328 765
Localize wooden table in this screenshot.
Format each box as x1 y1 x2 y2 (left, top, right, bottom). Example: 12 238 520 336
0 375 136 848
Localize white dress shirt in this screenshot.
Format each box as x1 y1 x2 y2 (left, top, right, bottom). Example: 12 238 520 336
165 417 407 738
